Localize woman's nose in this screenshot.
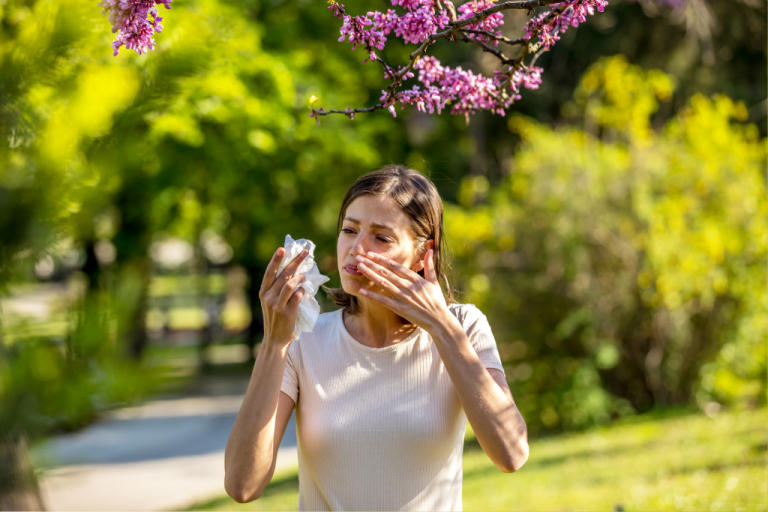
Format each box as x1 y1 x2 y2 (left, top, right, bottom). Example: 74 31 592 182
351 234 370 256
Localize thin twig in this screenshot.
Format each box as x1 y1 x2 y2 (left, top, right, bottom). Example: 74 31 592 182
312 104 387 117
459 34 514 65
529 42 550 66
459 28 526 46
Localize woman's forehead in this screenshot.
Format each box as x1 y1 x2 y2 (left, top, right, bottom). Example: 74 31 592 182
344 195 410 229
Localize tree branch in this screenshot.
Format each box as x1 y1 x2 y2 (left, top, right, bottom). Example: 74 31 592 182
459 34 514 66
312 0 585 119
459 28 526 46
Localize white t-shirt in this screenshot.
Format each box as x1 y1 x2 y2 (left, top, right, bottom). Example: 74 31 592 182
280 303 505 511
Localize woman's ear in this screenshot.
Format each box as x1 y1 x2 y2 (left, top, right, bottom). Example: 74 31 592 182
411 239 434 272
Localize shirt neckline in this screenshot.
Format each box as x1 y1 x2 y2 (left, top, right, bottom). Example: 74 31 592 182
337 309 424 353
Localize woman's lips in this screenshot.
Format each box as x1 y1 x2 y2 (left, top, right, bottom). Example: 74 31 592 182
345 265 362 276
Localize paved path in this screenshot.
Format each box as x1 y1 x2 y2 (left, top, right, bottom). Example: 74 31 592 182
35 377 298 511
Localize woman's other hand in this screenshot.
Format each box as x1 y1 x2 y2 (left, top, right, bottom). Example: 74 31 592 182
259 247 309 347
355 249 452 334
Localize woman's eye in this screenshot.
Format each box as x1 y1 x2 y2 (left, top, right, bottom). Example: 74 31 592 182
340 228 389 243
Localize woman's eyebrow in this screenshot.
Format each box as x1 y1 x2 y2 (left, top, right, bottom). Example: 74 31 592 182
343 217 396 231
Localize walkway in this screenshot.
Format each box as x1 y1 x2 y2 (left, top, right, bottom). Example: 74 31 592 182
35 376 298 511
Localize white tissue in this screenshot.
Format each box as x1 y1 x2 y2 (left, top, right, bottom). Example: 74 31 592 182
277 234 330 336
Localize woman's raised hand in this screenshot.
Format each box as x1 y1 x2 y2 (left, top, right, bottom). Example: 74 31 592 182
355 249 453 335
259 247 309 347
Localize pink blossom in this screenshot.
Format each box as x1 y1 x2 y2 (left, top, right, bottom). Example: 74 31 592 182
369 9 399 35
512 65 543 90
391 0 427 11
524 0 608 49
412 55 504 116
458 0 504 45
328 1 345 19
321 0 610 119
100 0 171 56
394 6 445 44
338 14 388 59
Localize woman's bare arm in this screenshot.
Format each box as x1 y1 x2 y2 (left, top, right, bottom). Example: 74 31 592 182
430 320 528 473
224 246 308 502
224 347 296 502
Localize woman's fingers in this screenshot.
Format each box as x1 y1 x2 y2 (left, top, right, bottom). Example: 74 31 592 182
261 248 309 302
357 260 401 295
275 249 309 285
363 252 418 282
259 247 285 298
355 255 410 288
287 286 306 311
277 274 306 310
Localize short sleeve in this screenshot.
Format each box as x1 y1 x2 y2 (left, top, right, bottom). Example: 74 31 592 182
456 305 506 376
280 339 300 403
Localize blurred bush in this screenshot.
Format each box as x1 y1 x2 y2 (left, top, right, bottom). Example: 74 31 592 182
447 55 767 431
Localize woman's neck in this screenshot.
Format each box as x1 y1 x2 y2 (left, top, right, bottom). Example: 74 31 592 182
343 298 418 349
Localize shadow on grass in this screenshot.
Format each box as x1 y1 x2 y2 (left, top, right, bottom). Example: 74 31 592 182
464 432 658 470
186 472 300 511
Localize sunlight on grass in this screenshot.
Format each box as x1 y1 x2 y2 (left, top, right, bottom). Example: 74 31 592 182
463 408 767 511
187 466 300 511
187 408 767 511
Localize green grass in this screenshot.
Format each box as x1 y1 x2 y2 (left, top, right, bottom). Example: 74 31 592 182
187 408 768 511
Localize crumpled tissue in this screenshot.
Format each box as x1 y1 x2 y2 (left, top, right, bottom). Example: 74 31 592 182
277 234 330 336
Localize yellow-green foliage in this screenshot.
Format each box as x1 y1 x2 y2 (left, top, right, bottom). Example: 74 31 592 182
445 56 766 428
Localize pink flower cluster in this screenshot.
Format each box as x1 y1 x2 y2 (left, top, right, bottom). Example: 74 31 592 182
458 0 504 45
382 58 545 119
320 0 609 120
338 14 387 60
524 0 608 49
381 56 502 117
395 7 450 44
513 65 543 90
392 0 428 11
330 0 451 51
100 0 171 56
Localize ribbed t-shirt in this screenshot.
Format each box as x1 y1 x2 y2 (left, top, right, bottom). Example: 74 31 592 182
280 303 505 511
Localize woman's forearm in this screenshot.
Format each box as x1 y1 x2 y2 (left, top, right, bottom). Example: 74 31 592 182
428 316 529 473
224 341 290 502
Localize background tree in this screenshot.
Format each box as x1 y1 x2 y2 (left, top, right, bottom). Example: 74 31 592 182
446 55 766 430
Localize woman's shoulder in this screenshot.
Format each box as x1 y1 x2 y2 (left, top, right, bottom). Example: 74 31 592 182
447 302 486 325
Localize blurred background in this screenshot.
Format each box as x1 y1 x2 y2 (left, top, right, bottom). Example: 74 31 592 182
0 0 765 510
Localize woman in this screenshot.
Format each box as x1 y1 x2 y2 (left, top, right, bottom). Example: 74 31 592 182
224 165 528 511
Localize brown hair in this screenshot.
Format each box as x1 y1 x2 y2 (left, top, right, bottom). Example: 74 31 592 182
323 165 456 315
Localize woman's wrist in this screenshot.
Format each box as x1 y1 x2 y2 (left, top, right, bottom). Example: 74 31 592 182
259 336 292 358
425 308 465 344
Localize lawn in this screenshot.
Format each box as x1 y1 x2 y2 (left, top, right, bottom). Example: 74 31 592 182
188 407 767 511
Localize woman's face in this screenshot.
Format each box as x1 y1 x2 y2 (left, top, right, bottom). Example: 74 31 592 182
337 194 426 299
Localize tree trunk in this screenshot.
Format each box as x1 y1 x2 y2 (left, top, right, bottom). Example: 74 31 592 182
82 240 101 292
127 261 150 361
0 430 46 511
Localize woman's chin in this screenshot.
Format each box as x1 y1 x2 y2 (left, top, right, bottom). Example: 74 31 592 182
340 278 375 298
